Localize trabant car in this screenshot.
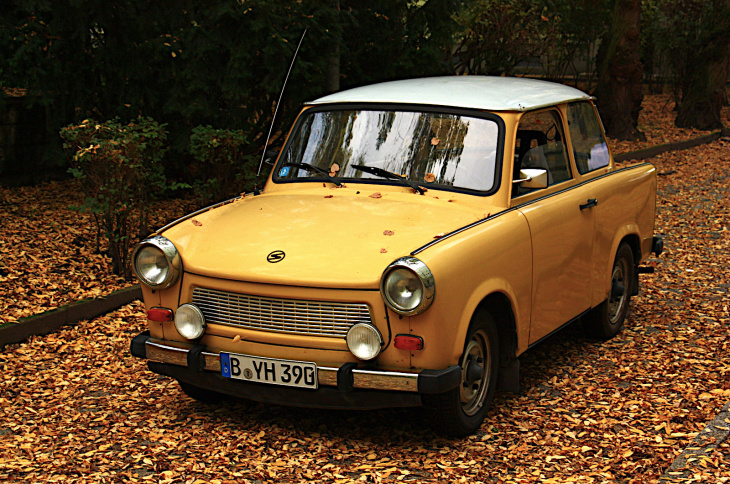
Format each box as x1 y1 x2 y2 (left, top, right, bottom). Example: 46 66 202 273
130 76 662 436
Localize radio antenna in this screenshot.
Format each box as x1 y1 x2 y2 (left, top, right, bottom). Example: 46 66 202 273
254 29 307 194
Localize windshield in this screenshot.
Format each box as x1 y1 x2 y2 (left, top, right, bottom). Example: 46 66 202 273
275 109 501 193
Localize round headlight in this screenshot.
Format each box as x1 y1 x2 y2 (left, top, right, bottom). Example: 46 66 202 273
346 323 383 360
132 236 181 289
380 257 435 316
174 304 206 340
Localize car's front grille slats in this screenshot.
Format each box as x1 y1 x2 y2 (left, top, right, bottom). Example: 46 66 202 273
192 287 372 338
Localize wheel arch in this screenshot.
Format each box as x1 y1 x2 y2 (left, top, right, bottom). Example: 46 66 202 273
474 293 518 360
598 228 641 297
472 292 521 392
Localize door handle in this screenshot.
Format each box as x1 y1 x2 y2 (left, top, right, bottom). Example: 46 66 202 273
580 198 598 210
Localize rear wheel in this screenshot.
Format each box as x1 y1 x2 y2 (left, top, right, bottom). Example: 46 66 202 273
587 243 635 339
177 381 228 404
423 312 499 437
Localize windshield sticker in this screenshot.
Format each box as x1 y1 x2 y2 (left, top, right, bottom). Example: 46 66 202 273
279 166 291 177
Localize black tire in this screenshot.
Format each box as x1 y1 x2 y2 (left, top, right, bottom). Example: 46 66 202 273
587 243 635 340
422 311 499 437
177 380 228 404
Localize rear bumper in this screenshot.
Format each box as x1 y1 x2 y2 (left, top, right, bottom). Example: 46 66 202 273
130 331 461 410
652 235 664 256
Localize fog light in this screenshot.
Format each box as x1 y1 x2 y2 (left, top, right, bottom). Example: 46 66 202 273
174 304 206 340
346 323 383 360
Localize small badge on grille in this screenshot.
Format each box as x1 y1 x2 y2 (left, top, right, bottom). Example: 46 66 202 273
267 250 286 263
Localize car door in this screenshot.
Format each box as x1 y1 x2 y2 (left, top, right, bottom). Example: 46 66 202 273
511 108 594 344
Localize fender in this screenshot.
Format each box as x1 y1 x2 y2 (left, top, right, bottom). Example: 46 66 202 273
593 223 641 307
450 279 527 364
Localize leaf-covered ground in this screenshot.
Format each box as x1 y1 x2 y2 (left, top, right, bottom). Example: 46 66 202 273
0 187 193 324
0 94 729 482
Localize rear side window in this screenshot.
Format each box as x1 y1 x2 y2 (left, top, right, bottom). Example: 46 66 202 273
566 102 610 174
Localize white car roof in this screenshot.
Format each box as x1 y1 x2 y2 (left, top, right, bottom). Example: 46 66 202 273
307 76 592 112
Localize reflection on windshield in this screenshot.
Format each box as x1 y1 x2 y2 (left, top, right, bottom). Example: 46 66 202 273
277 109 500 192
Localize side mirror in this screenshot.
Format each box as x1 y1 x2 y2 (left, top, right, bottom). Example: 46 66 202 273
263 148 279 166
513 168 548 189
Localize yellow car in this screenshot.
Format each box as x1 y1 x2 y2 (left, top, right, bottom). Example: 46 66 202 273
130 76 662 436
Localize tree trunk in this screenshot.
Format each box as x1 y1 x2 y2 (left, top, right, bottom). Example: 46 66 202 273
675 0 730 130
594 0 645 141
326 45 340 93
325 0 341 93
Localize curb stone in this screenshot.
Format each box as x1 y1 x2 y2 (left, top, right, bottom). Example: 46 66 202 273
661 400 730 481
0 285 142 348
613 130 724 163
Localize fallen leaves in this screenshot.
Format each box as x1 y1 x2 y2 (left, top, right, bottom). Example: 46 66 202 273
0 181 194 324
368 192 382 199
191 219 202 226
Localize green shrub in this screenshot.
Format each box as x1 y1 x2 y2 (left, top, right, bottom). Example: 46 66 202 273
59 117 169 279
189 125 257 204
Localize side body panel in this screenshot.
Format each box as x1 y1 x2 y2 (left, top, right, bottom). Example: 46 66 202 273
517 182 595 344
588 164 657 307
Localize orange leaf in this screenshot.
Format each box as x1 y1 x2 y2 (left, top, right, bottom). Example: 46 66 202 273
369 192 382 199
383 230 394 236
191 219 202 226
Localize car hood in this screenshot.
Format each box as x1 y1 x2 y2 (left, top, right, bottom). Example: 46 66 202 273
161 187 498 289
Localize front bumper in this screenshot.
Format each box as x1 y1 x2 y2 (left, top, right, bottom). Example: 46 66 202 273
130 331 461 410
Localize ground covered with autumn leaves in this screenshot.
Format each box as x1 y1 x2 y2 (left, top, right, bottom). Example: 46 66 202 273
0 94 729 482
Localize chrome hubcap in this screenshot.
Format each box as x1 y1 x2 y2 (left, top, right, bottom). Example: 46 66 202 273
607 258 629 324
459 329 491 416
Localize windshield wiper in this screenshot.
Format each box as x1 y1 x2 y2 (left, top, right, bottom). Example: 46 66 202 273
352 165 425 195
283 162 343 187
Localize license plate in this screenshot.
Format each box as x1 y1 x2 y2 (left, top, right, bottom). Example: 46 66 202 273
220 352 318 390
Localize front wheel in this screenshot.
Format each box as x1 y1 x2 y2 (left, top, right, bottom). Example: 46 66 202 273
423 312 499 437
587 243 635 339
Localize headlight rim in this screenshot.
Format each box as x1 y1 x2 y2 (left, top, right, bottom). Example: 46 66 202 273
131 235 182 289
380 256 435 316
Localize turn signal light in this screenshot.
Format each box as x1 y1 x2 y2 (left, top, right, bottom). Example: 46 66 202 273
394 334 424 351
147 307 173 322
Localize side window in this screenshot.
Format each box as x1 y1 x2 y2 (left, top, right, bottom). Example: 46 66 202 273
513 110 571 195
566 101 610 174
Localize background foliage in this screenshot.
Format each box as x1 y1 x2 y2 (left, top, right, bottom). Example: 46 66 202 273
59 117 168 278
2 0 726 163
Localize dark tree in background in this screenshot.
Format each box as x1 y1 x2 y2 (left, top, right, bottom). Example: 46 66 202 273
0 0 455 162
1 0 728 185
594 0 645 141
654 0 730 130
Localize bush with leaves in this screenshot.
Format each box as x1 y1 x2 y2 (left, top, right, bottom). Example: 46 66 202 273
59 117 168 279
189 125 257 204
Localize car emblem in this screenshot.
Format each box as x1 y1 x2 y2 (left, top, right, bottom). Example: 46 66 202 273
267 250 286 263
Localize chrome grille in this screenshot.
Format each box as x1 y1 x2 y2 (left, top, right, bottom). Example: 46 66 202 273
191 287 372 338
